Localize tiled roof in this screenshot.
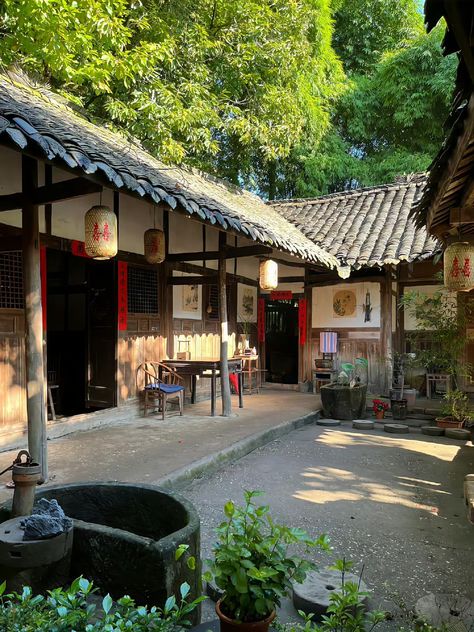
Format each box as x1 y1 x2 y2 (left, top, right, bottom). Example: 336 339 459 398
0 72 338 269
272 175 441 270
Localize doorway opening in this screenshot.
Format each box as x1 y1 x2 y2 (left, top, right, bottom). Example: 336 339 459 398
46 250 117 417
265 299 299 384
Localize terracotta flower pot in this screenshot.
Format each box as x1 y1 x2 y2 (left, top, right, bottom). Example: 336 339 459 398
436 417 464 429
216 600 276 632
375 410 385 420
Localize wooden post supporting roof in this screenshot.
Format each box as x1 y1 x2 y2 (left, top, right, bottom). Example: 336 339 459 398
22 155 47 480
219 231 232 416
380 267 393 395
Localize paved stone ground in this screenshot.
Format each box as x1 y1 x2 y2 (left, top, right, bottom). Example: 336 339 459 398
183 423 474 631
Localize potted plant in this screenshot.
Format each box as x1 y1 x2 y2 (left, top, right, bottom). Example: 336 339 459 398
320 359 368 421
372 399 388 420
436 389 474 429
205 490 330 632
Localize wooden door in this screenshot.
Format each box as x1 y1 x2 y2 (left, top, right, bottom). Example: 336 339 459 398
86 259 117 408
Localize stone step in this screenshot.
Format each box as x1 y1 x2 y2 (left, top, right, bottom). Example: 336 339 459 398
421 426 445 437
384 423 410 434
445 428 472 441
352 420 375 430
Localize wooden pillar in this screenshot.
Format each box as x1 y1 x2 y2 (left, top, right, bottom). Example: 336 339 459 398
380 266 393 395
301 271 313 384
22 155 47 479
219 231 232 416
162 209 173 359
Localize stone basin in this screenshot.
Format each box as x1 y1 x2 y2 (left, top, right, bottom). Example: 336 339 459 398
0 482 200 620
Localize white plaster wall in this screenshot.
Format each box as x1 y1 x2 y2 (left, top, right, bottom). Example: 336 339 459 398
312 282 381 328
119 194 162 255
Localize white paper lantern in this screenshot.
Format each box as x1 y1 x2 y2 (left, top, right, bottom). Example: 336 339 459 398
259 259 278 290
85 205 118 260
444 241 474 291
144 228 165 264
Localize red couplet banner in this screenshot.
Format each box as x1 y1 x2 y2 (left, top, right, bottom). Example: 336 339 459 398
117 261 128 331
298 298 307 346
40 246 47 331
257 297 265 343
270 290 293 300
71 240 90 258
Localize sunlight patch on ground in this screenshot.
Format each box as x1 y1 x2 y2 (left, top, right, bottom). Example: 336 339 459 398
294 464 441 514
315 430 462 462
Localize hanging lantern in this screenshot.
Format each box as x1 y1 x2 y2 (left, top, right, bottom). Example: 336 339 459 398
144 228 165 264
444 241 474 291
84 205 117 260
259 259 278 290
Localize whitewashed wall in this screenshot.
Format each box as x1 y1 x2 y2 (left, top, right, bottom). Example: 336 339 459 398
312 282 381 328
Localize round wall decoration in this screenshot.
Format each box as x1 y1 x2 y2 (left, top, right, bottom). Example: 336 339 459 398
333 289 356 317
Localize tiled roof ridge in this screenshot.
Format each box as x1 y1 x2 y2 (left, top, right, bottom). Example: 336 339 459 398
270 174 427 207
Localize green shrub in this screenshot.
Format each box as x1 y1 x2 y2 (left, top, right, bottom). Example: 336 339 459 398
0 575 205 632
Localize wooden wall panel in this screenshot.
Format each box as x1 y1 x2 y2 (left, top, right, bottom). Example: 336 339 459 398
0 310 27 431
118 333 167 404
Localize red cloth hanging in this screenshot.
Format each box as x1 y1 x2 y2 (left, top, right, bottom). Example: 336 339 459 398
229 373 239 394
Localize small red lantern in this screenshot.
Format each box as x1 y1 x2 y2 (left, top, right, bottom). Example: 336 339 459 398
144 228 165 264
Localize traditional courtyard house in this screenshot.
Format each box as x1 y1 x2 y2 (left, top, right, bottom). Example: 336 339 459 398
0 72 339 475
271 175 441 393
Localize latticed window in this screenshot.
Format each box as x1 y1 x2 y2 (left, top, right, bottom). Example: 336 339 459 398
127 266 159 314
0 251 24 309
206 285 219 321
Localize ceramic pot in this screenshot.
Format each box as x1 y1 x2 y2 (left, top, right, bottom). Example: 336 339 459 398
375 410 385 420
391 399 407 420
216 600 276 632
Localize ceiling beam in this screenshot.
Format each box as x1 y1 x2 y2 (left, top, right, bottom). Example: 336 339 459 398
449 206 474 225
166 244 272 262
0 177 103 211
444 2 474 85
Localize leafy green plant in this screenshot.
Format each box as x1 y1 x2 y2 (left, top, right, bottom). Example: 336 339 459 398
440 389 474 427
275 559 386 632
204 490 330 623
401 289 472 387
0 548 205 631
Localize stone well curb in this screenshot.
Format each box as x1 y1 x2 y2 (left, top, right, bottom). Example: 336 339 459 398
155 410 320 490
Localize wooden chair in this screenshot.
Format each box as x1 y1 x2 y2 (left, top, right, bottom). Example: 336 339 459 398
136 362 184 419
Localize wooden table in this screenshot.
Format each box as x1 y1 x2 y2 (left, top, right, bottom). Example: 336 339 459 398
164 358 243 416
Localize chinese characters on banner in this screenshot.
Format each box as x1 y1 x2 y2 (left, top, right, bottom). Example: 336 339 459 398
118 261 128 331
270 290 293 300
40 246 47 331
71 240 91 258
257 298 265 343
298 298 307 346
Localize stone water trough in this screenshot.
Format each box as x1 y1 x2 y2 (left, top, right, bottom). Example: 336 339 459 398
0 482 200 620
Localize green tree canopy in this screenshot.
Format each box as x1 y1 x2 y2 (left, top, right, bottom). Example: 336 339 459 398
0 0 344 181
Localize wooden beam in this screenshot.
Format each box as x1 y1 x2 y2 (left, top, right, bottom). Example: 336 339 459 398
444 2 474 85
0 177 103 211
167 275 217 285
427 93 474 231
380 267 393 394
449 206 474 225
307 274 385 288
22 155 48 481
461 179 474 208
219 231 232 416
166 244 272 262
279 276 305 283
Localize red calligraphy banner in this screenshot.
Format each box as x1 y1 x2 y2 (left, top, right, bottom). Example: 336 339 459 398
71 240 91 258
270 290 293 300
257 298 265 343
118 261 128 331
40 246 47 331
298 298 307 346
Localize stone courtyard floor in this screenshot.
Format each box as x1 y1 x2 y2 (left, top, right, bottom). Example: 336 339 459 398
184 423 474 630
0 392 472 629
